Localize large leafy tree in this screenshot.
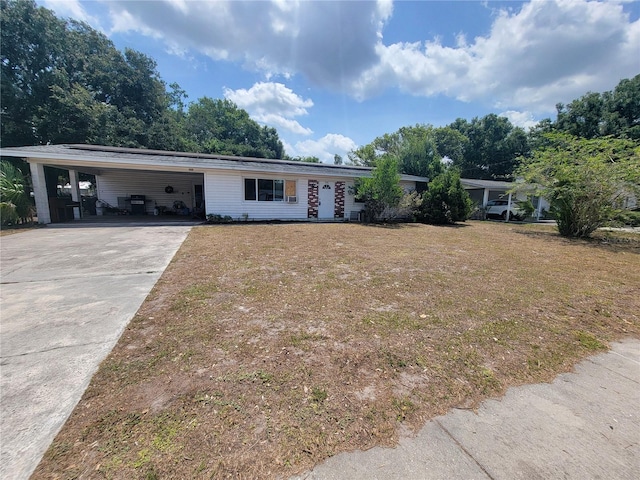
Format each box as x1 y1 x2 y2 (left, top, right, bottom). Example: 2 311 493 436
184 98 284 158
555 92 604 139
554 75 640 141
1 0 66 146
603 75 640 140
349 124 443 178
514 133 640 238
448 114 529 180
432 127 469 166
2 0 286 158
1 0 170 147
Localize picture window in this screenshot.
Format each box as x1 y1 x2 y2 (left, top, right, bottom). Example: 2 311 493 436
245 178 296 202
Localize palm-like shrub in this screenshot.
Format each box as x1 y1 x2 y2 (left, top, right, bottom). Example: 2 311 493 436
1 160 33 226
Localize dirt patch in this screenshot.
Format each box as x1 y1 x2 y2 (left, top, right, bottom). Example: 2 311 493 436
34 222 640 479
0 223 41 236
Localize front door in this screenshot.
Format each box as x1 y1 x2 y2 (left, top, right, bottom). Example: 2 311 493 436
318 182 334 219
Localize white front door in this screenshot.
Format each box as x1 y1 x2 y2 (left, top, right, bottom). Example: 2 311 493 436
318 182 335 219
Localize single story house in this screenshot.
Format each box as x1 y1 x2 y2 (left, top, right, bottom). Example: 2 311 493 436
0 144 428 224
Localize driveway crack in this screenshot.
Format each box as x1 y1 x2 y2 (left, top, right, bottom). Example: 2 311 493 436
1 341 109 360
0 270 160 285
434 419 495 479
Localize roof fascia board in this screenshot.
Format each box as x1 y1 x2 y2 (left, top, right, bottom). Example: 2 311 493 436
68 144 375 171
1 147 427 181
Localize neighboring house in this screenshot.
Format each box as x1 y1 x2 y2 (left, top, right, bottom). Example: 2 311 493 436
0 144 427 224
461 178 550 220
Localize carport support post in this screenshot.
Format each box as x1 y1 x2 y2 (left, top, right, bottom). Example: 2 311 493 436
29 162 51 224
482 189 490 207
506 192 512 223
69 169 81 219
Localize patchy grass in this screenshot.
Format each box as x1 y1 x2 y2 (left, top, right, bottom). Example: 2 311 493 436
35 222 640 479
0 223 41 236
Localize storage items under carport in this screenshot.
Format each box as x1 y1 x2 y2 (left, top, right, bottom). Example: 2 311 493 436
96 196 193 216
130 194 146 215
48 197 81 222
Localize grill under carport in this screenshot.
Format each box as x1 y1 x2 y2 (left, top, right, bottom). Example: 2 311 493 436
130 195 146 215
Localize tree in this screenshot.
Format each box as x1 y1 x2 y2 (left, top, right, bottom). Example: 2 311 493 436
447 114 529 180
527 118 555 151
433 127 468 166
397 127 441 178
184 98 284 158
419 168 473 225
333 154 343 165
601 75 640 140
1 0 66 146
348 124 443 177
348 143 377 166
553 75 640 141
356 155 404 221
1 0 174 148
514 133 640 238
556 92 604 139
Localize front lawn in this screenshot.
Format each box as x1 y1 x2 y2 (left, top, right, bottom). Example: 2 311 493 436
35 222 640 479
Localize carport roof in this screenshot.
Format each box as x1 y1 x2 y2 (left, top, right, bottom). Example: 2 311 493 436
460 178 516 190
0 144 428 182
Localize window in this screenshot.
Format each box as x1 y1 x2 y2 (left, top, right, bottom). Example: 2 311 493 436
245 178 296 202
244 178 257 201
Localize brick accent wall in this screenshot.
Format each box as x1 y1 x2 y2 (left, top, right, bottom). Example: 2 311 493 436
307 180 319 218
334 181 345 218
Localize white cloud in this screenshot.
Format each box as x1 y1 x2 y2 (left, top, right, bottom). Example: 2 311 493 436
499 111 539 131
257 114 312 136
49 0 639 117
288 134 358 163
351 0 640 113
102 0 390 88
224 82 313 135
42 0 100 27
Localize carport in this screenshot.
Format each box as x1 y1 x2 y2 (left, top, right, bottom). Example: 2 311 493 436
6 145 206 224
461 178 516 206
461 178 549 220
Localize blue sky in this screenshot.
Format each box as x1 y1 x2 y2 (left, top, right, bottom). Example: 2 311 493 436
41 1 640 162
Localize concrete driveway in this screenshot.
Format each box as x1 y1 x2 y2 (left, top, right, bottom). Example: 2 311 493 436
0 224 192 480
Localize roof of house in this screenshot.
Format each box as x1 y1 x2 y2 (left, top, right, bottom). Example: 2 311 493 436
0 144 428 182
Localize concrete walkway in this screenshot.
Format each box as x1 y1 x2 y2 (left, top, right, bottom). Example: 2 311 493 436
294 339 640 479
0 225 192 480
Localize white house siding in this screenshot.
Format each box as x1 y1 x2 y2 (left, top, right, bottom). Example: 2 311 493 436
204 171 308 220
96 169 202 214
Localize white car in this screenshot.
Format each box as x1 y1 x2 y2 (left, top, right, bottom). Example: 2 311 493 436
485 199 524 221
